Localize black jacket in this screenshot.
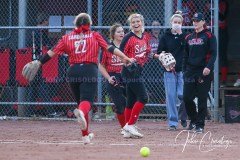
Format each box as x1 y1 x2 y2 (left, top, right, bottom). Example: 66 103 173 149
157 29 186 72
183 29 217 75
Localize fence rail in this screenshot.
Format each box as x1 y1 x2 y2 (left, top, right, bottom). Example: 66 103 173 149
0 0 219 121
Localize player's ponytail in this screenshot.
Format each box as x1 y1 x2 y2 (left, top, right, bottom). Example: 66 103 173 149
170 11 183 22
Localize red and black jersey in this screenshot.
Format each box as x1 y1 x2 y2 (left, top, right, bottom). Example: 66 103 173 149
101 42 123 73
53 30 109 65
120 32 151 67
183 29 217 71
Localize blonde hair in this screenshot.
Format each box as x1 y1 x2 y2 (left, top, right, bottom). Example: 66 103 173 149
127 13 145 32
74 13 92 27
170 11 183 22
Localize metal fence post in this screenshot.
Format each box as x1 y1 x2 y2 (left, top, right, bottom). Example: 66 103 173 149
97 0 103 117
213 0 219 122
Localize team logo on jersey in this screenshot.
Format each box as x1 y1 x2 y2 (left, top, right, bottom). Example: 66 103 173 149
111 55 123 66
69 33 93 40
188 38 204 45
135 44 147 58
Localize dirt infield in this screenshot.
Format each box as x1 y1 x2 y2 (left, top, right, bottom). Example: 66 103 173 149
0 120 239 160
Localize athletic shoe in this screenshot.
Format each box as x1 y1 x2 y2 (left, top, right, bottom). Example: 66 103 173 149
168 126 177 131
82 133 94 144
123 123 143 138
233 79 240 87
74 109 87 130
120 129 125 135
180 120 187 128
187 123 196 131
122 129 141 139
195 127 204 134
122 130 131 138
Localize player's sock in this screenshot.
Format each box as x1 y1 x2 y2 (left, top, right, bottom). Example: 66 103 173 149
128 101 144 125
78 101 91 136
81 113 89 136
78 101 91 115
221 67 228 82
124 107 132 124
116 113 125 128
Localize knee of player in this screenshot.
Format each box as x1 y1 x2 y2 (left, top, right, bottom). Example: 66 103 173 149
139 95 149 104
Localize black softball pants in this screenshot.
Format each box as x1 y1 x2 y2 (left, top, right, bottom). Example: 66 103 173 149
121 65 149 109
106 72 126 114
67 63 98 106
183 73 212 128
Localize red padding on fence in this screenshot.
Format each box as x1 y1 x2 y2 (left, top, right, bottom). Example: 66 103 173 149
0 48 10 85
41 46 59 83
16 48 32 86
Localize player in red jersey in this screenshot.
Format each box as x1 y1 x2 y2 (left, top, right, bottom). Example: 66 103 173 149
22 13 134 144
120 13 161 138
98 23 127 135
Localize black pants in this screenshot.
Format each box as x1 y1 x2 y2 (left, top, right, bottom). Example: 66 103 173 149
122 65 148 108
183 72 212 128
106 72 126 114
67 63 98 106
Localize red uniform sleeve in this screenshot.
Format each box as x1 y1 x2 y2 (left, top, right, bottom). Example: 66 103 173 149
146 35 151 56
94 32 109 51
52 37 66 55
101 50 108 65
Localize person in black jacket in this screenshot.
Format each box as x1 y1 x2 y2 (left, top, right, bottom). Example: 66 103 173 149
183 12 217 133
157 11 187 131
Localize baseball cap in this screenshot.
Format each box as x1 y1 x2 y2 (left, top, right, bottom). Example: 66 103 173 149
192 12 205 21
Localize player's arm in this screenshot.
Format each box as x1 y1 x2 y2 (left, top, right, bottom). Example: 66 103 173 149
206 34 217 70
22 38 65 81
98 63 116 86
182 35 190 72
96 32 135 64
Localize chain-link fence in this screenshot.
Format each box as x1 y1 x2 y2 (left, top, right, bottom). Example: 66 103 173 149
0 0 218 120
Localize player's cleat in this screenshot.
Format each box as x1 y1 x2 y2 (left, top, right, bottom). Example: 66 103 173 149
122 130 141 139
74 109 87 130
180 120 187 128
120 129 125 135
123 123 143 138
168 126 177 131
195 127 204 134
187 122 196 131
122 130 131 138
82 133 94 144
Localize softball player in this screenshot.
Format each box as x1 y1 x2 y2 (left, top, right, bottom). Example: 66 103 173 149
120 13 161 138
98 23 126 134
22 13 134 144
183 12 217 133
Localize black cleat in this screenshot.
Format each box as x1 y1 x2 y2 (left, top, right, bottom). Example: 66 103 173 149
195 127 204 134
168 126 177 131
181 120 187 128
187 123 196 131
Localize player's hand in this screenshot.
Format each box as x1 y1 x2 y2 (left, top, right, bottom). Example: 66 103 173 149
108 76 117 86
22 60 41 81
203 67 210 76
123 57 136 66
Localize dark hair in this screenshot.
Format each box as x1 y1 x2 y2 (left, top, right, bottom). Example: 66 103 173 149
109 23 123 40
